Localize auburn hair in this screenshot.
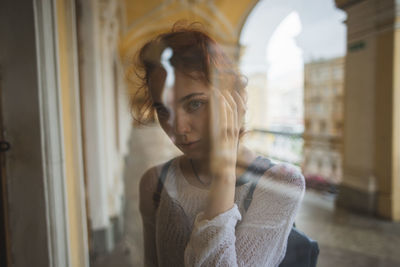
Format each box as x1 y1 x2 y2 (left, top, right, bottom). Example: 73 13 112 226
129 22 247 125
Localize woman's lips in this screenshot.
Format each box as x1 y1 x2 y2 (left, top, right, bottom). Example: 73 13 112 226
179 140 201 149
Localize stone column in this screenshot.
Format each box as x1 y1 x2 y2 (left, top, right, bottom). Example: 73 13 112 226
77 0 128 254
335 0 400 221
77 0 113 253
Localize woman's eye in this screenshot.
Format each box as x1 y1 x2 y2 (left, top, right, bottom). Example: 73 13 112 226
187 100 204 112
156 107 170 118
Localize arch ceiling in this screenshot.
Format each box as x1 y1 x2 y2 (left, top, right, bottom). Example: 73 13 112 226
119 0 260 60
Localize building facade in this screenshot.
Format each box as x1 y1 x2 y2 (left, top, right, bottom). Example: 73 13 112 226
303 57 345 185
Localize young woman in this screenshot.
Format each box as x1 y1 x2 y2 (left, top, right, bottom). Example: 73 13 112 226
132 24 305 267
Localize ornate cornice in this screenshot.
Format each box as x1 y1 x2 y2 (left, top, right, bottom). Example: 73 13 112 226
335 0 365 10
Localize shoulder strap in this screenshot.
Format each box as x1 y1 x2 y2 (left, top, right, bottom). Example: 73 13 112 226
153 159 174 209
243 157 275 212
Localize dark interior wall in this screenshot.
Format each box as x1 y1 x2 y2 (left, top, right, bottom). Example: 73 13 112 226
0 1 51 266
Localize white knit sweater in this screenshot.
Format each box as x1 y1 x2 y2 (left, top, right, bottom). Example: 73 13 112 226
142 157 305 267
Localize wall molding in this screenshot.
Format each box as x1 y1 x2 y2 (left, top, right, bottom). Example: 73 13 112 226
34 0 71 266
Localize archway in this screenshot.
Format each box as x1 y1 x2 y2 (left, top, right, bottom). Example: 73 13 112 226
239 0 347 188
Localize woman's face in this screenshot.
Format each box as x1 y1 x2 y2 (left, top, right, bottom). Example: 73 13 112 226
149 69 211 159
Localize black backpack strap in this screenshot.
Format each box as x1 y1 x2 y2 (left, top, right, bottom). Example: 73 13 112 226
153 159 174 209
243 157 275 212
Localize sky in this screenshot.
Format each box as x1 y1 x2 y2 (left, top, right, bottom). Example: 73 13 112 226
239 0 347 130
266 11 303 84
239 0 347 76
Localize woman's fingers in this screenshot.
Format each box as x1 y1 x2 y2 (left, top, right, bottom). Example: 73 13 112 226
211 89 227 139
219 92 229 138
232 90 246 114
212 88 246 140
232 90 246 125
220 89 237 136
210 89 230 173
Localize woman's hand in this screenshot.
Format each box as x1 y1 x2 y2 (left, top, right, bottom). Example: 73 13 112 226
209 88 246 179
203 88 246 220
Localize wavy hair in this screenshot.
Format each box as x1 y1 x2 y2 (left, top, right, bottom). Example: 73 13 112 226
129 22 247 125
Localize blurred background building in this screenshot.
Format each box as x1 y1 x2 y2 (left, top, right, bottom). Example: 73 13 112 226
1 0 400 267
303 57 344 188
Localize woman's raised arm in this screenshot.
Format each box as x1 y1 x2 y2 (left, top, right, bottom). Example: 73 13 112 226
184 163 305 267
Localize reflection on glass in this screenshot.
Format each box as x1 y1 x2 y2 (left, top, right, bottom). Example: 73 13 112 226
131 22 305 267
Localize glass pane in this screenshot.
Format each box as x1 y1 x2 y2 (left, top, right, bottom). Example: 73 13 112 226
80 1 400 267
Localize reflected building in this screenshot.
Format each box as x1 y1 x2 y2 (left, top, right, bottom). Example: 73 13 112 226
303 57 344 185
244 71 304 166
246 72 268 130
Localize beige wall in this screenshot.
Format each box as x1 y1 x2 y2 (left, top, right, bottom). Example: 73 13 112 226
56 0 89 265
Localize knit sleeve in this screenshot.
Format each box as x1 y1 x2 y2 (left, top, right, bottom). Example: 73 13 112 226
184 163 305 267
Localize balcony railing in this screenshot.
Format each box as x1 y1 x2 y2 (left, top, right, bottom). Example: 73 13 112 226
246 129 304 166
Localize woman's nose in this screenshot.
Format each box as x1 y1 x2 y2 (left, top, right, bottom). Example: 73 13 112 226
172 111 191 135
